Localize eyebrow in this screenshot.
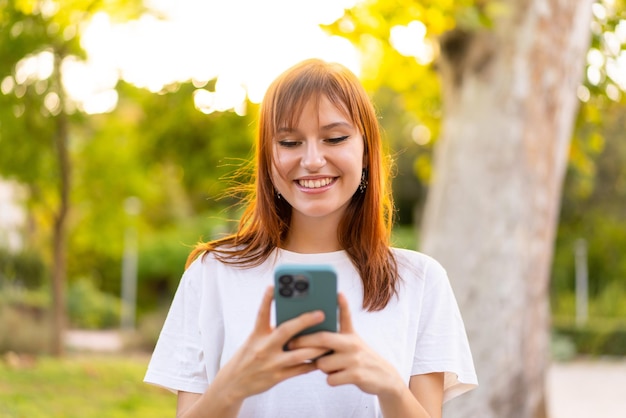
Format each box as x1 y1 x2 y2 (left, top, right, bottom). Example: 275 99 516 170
320 121 353 131
276 121 353 134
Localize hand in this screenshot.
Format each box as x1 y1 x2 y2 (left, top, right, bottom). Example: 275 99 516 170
210 286 330 403
288 293 406 398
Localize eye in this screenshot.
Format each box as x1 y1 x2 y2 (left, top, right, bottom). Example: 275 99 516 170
278 139 301 148
326 135 349 144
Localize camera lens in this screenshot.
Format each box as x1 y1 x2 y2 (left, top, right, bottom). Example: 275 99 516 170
279 287 293 297
294 280 309 292
279 275 293 285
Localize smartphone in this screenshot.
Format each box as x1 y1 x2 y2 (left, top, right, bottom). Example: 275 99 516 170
274 264 338 342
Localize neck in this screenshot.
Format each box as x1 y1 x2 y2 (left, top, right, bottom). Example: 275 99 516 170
283 213 342 253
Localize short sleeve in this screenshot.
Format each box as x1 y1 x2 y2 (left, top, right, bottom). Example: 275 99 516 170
144 259 211 394
412 259 478 403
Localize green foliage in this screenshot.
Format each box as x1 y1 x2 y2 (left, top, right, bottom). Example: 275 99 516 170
0 248 47 288
64 82 254 299
0 285 51 354
120 82 256 212
136 211 237 311
0 0 147 355
0 0 143 184
391 224 418 250
0 355 176 417
372 87 428 224
552 101 626 324
551 216 626 299
553 318 626 357
0 283 49 310
67 279 121 329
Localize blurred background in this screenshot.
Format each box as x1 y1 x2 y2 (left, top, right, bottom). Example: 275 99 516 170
0 0 625 417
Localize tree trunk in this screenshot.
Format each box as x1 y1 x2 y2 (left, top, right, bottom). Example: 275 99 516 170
51 51 70 356
420 2 593 417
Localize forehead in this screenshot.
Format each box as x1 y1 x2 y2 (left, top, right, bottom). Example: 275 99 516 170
274 92 353 132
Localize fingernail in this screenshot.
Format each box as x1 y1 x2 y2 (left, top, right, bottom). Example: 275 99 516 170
313 311 324 320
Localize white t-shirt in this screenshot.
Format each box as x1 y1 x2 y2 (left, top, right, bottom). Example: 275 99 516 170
144 248 477 417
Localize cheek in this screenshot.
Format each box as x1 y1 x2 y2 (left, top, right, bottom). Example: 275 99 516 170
273 148 300 172
271 153 290 186
270 164 282 188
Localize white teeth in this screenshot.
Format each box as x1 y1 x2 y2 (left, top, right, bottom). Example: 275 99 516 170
298 178 333 189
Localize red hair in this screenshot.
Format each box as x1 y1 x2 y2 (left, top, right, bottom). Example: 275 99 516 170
187 59 398 311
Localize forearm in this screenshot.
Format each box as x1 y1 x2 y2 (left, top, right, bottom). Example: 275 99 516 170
378 385 435 418
177 385 244 418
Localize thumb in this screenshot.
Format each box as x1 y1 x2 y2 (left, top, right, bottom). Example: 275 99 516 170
253 286 274 334
338 293 354 334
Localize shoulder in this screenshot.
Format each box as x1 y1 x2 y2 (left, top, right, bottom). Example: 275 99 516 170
180 250 233 288
389 247 453 300
391 247 448 280
183 247 275 287
186 245 250 272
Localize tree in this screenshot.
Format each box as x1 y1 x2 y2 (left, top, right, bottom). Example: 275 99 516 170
0 0 142 355
420 2 593 416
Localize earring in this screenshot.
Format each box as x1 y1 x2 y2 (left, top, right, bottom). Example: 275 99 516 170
359 169 368 193
275 189 282 199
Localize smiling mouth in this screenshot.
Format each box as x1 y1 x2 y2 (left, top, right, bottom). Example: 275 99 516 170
297 177 335 189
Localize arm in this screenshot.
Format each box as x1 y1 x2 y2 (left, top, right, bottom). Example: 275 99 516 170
289 293 444 418
175 287 329 418
376 373 444 418
412 373 444 417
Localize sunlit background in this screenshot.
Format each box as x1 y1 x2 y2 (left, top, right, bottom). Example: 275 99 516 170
4 0 624 118
0 0 445 117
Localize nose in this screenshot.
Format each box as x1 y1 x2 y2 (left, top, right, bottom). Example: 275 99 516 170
300 141 326 171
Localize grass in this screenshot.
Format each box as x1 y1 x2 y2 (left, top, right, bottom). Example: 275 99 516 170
0 354 176 418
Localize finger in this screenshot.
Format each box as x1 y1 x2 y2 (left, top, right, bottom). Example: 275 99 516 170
338 293 354 334
288 331 336 350
274 310 325 346
253 286 275 334
314 350 351 374
325 369 353 387
277 362 318 381
282 347 331 365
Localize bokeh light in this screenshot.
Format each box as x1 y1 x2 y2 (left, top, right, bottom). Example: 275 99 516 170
389 20 435 65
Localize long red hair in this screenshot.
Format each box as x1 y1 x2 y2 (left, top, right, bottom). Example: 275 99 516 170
187 59 398 311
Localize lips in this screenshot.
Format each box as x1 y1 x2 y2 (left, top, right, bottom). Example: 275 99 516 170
297 177 335 189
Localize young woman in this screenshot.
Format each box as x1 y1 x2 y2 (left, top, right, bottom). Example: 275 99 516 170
145 59 477 418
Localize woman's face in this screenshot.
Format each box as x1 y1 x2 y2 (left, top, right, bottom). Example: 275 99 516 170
271 95 364 225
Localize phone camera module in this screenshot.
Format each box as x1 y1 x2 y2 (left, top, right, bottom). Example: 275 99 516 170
279 275 294 285
278 274 309 298
279 286 294 297
294 280 309 292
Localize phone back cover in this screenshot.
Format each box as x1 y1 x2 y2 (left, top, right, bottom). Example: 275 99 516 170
274 264 337 336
